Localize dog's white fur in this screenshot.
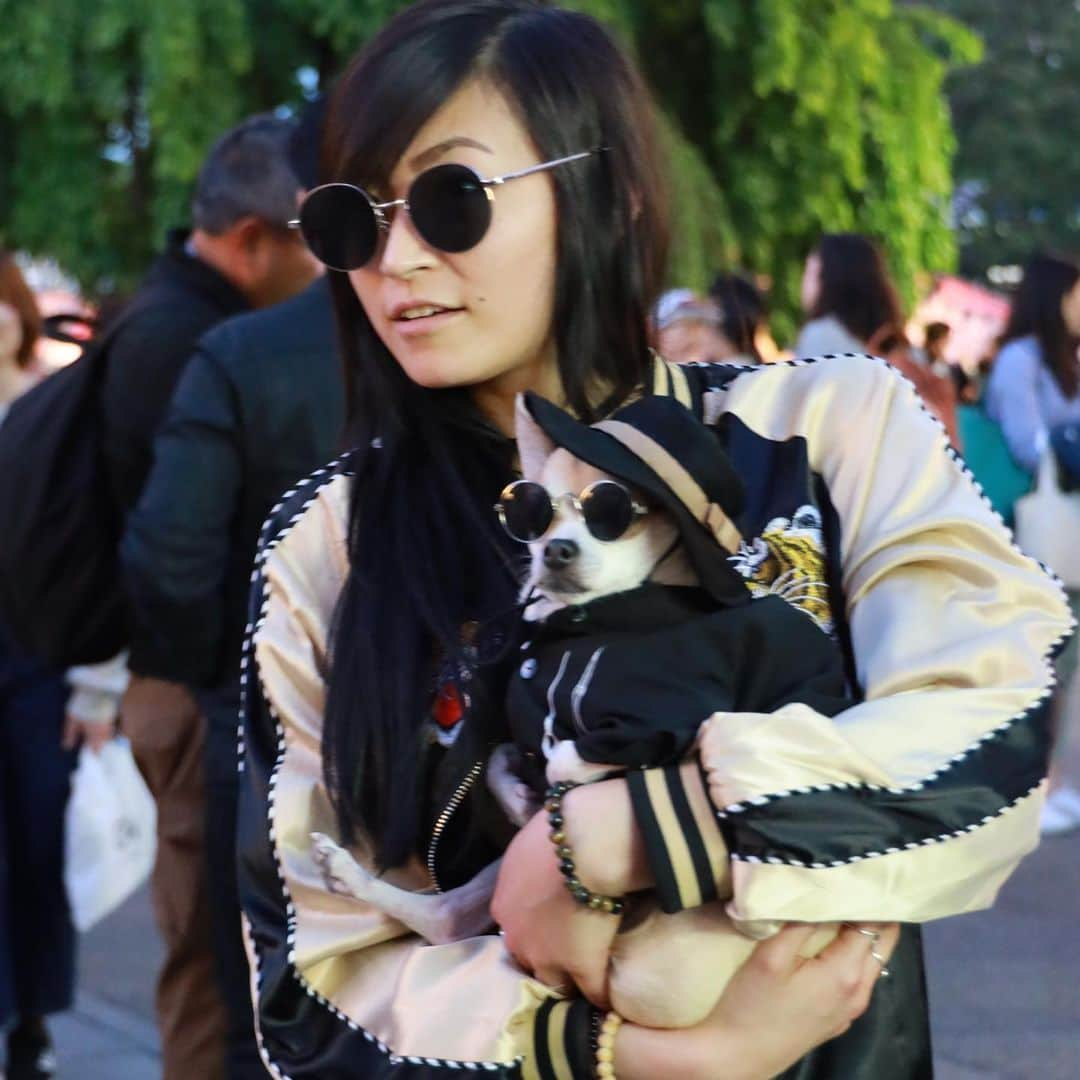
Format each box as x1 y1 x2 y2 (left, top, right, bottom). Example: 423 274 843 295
309 397 838 1029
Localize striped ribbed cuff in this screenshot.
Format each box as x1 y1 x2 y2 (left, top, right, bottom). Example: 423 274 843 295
524 998 595 1080
627 761 731 913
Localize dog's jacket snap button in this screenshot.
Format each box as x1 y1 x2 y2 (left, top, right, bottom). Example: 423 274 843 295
520 658 538 679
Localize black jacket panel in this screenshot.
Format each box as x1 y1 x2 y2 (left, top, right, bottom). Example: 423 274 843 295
122 278 342 689
102 231 250 515
507 584 850 787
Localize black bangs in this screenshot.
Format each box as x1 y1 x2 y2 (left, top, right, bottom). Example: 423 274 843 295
322 4 521 194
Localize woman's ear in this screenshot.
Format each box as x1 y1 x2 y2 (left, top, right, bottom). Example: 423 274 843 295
514 394 558 480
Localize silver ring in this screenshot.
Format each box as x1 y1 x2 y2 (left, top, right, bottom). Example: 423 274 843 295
854 927 881 944
870 947 890 977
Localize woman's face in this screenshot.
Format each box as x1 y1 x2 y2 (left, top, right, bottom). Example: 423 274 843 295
348 79 559 398
1061 279 1080 337
800 251 822 314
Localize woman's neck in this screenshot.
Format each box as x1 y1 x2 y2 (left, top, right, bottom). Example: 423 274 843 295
470 350 564 437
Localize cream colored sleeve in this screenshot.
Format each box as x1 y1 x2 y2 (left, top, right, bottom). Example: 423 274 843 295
691 356 1072 925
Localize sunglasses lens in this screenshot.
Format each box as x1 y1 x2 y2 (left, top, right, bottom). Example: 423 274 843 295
498 482 553 542
581 482 636 541
298 184 379 270
409 164 493 254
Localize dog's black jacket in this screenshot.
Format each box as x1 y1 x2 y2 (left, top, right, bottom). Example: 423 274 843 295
507 582 850 789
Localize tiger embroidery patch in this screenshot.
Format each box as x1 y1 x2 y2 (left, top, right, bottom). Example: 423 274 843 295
729 505 833 635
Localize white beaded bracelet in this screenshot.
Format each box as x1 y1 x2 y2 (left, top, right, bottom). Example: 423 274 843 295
595 1009 623 1079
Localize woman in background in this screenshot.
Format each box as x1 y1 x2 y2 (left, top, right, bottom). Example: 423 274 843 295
985 254 1080 473
0 251 91 1080
797 233 957 442
985 253 1080 835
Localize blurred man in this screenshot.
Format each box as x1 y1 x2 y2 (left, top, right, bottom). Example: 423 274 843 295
120 101 338 1079
89 113 320 1080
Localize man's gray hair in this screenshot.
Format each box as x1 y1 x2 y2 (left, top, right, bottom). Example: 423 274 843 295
192 113 301 235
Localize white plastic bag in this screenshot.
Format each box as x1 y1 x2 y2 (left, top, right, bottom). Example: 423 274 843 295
1014 450 1080 588
64 737 156 932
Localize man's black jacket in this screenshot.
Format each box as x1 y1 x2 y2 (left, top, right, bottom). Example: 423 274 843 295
102 229 250 515
121 277 343 689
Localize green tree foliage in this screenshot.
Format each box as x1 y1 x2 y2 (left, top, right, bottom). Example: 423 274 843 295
930 0 1080 280
0 0 976 338
607 0 980 338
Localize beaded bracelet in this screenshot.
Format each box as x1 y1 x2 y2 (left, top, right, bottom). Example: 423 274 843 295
545 782 626 915
594 1010 623 1079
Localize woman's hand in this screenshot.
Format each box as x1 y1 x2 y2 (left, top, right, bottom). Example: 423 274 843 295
615 922 901 1080
491 808 621 1006
697 921 900 1076
62 715 115 753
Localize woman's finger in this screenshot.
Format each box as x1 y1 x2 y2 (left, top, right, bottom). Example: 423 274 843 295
533 966 573 996
752 922 822 974
567 957 611 1010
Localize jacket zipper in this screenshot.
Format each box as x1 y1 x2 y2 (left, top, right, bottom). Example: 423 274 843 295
427 759 485 894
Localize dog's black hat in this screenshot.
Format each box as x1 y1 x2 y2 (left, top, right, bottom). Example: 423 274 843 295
518 391 749 605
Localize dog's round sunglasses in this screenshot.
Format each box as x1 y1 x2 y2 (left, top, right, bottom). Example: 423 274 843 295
289 149 601 271
495 479 649 544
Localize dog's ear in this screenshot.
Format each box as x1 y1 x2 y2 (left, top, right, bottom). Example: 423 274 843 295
514 393 558 480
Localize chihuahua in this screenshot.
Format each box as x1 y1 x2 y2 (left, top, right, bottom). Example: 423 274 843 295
313 395 840 1029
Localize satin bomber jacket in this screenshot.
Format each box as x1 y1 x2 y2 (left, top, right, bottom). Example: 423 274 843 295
237 355 1073 1079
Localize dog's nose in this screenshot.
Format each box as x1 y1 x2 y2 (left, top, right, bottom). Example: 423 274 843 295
543 538 579 569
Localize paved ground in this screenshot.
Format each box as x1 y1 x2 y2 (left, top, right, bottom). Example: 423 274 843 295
34 830 1078 1079
31 696 1080 1079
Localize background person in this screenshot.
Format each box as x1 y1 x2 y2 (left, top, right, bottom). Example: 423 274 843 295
796 232 958 442
95 112 320 1080
653 288 728 364
708 271 766 364
120 102 338 1080
984 252 1080 835
0 251 81 1080
236 3 1069 1078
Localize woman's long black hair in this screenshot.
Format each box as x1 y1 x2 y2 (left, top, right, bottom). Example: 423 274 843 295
809 233 905 346
320 0 671 869
1000 253 1080 398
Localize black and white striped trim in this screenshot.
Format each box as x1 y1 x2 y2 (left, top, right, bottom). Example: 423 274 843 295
240 453 520 1076
719 780 1044 870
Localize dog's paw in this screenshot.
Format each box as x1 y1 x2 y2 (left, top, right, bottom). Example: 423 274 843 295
487 744 541 827
311 831 372 899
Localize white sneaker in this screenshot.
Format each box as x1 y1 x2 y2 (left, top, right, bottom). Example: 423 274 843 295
1040 785 1080 836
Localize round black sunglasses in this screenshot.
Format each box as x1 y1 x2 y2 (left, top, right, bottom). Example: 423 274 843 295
290 149 601 271
495 479 649 544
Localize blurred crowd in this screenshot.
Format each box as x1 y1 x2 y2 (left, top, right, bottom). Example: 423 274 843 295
1 97 1079 1080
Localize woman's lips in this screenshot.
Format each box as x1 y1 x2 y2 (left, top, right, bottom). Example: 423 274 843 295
392 308 465 337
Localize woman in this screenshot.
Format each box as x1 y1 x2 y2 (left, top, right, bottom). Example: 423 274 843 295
0 251 84 1080
653 289 729 365
985 253 1080 835
237 4 1070 1077
796 233 958 442
708 272 767 364
985 254 1080 473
